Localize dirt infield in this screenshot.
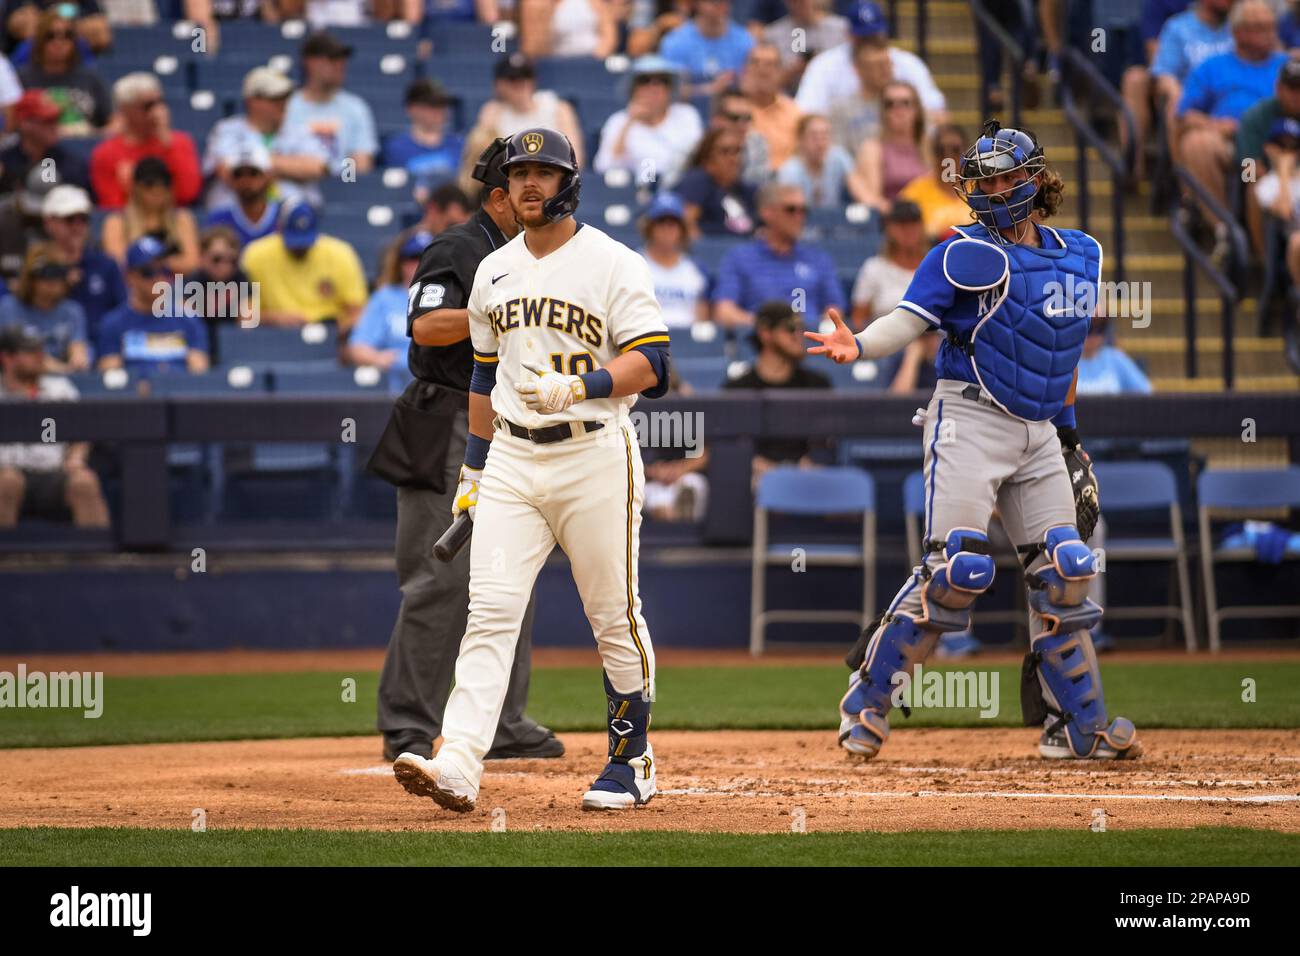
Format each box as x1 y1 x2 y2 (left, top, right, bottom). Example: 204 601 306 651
3 729 1297 834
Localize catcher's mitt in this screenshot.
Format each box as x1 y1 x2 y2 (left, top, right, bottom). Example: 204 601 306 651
1058 427 1100 542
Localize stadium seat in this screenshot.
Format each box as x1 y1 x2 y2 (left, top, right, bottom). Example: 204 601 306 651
1092 461 1197 651
270 366 387 394
819 356 896 390
672 356 735 390
750 465 876 654
668 323 727 359
216 325 339 367
66 370 136 397
1197 467 1300 652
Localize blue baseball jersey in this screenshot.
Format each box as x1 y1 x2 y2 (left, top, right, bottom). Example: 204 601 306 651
205 201 283 249
97 305 209 379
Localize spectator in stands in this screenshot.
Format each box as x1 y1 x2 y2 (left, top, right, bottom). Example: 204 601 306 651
777 113 859 209
888 328 941 393
897 122 972 241
850 197 924 330
740 40 801 173
240 199 366 330
0 51 19 120
284 31 377 176
471 54 586 167
184 224 251 361
713 181 842 328
660 0 755 96
42 184 123 343
677 128 757 236
722 299 830 485
0 241 89 371
642 370 709 522
1178 0 1285 212
1152 0 1234 164
401 182 471 245
1237 57 1300 251
205 66 329 211
0 164 60 281
825 29 890 157
397 0 494 24
0 90 91 195
101 156 200 275
344 231 425 394
853 79 927 213
0 325 109 529
203 143 281 248
1076 314 1153 394
519 0 617 59
764 0 850 94
16 9 111 137
4 0 111 55
593 55 702 186
1120 0 1195 179
382 79 464 190
97 236 209 378
639 191 709 327
709 86 769 186
625 0 690 57
796 1 945 120
90 72 203 210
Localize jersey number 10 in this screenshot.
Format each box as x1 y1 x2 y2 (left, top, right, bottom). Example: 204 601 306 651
550 351 595 375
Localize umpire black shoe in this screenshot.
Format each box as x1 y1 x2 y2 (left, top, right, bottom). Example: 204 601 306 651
382 737 432 762
484 733 565 760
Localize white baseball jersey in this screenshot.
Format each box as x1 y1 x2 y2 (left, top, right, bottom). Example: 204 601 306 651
467 223 670 428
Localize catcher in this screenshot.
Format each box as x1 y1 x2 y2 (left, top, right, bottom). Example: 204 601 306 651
807 120 1140 761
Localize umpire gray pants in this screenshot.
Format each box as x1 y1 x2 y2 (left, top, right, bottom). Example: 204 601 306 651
886 379 1080 638
377 408 547 751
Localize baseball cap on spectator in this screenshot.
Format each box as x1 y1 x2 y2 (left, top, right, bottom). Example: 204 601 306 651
495 52 536 82
126 235 169 272
400 231 433 258
280 200 319 251
1280 57 1300 87
0 325 45 354
43 184 92 219
243 66 294 100
1269 117 1300 147
643 192 686 222
406 78 453 108
20 164 63 217
884 198 923 223
230 142 273 174
13 89 60 123
28 246 69 281
133 156 172 187
301 31 353 60
752 300 802 348
850 1 889 38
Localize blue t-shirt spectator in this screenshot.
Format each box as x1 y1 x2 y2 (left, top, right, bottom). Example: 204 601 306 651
659 21 755 84
424 0 478 20
713 237 844 323
283 91 378 173
1076 345 1153 395
350 285 417 394
67 249 126 343
1140 0 1191 45
675 167 757 235
1151 8 1234 82
96 305 209 379
1178 50 1288 120
0 294 87 362
381 131 465 187
204 201 283 249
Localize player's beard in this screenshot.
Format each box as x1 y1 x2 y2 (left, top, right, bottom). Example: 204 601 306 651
510 194 551 229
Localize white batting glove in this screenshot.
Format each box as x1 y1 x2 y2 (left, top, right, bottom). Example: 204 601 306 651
515 361 586 415
452 465 481 521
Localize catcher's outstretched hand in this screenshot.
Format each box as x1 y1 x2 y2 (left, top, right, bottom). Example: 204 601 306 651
515 360 585 415
804 308 858 364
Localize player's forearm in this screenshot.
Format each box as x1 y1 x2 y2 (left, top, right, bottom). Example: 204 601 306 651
468 391 495 444
853 308 930 359
599 350 661 399
412 308 470 346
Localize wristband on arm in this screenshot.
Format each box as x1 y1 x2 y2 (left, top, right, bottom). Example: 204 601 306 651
578 368 614 399
464 433 490 470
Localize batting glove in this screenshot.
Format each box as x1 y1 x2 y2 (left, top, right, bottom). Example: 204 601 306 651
452 465 482 521
515 361 586 415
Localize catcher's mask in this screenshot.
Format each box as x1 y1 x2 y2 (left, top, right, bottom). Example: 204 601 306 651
957 119 1045 233
500 126 582 223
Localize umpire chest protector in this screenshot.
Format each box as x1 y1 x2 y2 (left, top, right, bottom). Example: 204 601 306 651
945 224 1101 422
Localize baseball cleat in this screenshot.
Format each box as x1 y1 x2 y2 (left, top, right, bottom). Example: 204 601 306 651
484 732 566 760
1039 725 1144 760
393 753 477 812
582 743 656 810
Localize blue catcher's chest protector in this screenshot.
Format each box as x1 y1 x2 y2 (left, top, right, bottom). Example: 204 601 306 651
948 224 1101 422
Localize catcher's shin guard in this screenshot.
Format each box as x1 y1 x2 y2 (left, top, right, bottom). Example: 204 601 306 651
583 674 655 809
840 530 995 757
1023 527 1141 759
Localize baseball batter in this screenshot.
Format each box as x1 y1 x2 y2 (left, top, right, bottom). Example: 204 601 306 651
393 127 671 812
807 121 1142 762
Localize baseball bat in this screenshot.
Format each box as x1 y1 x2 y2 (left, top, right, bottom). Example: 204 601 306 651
434 512 473 562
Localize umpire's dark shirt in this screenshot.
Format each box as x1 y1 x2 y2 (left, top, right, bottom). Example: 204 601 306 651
405 207 508 391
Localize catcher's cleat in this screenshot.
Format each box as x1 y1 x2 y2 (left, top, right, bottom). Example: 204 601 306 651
1039 721 1143 760
393 753 477 812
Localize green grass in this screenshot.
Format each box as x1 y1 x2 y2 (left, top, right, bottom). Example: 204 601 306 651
1 661 1295 749
1 826 1295 866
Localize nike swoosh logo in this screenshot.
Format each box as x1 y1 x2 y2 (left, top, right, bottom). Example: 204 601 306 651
1075 555 1091 566
492 273 509 284
968 572 987 581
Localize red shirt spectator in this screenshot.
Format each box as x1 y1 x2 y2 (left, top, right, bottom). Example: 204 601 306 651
89 71 201 209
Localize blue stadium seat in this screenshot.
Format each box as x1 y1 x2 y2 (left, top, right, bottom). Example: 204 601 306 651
667 324 726 359
819 355 896 390
423 21 498 53
66 371 136 397
672 356 733 390
271 366 388 394
216 325 339 367
146 370 269 395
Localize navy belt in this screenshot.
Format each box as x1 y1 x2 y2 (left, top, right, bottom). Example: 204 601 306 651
499 417 604 445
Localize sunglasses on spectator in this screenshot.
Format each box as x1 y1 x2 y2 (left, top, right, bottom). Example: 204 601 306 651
135 98 164 111
781 204 808 216
885 98 915 109
721 110 753 123
206 254 236 265
231 166 264 178
57 214 90 225
134 265 167 277
714 145 743 156
47 29 75 40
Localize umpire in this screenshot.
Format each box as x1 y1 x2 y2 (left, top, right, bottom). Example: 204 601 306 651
368 138 562 762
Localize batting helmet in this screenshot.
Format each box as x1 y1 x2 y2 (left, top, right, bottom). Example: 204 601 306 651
956 119 1046 231
500 126 581 223
471 136 509 192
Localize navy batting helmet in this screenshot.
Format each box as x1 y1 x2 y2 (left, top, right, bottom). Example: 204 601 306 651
500 126 581 222
957 119 1046 231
